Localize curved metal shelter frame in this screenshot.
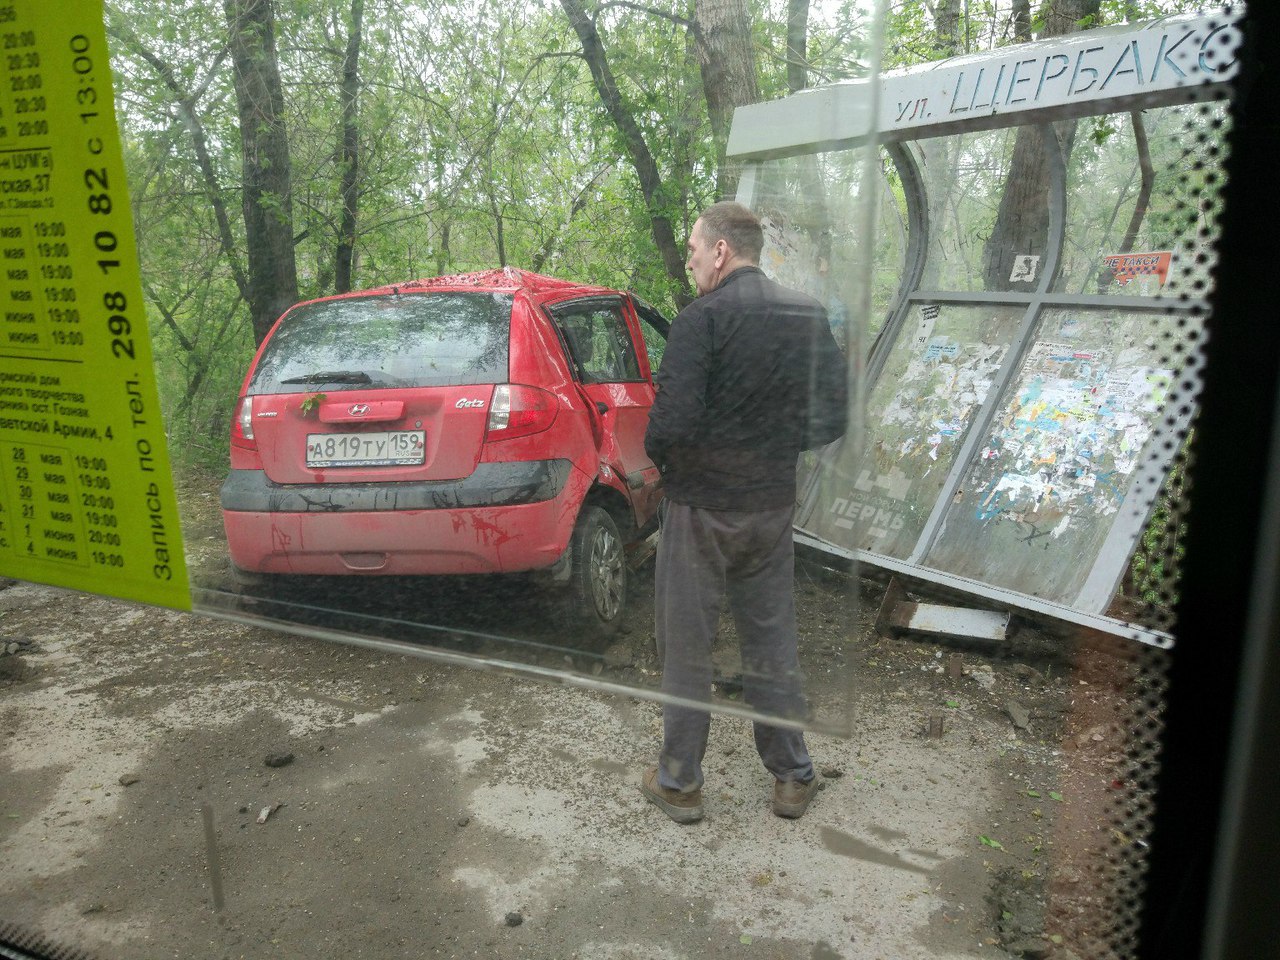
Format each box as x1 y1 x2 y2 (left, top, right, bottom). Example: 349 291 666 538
727 11 1243 647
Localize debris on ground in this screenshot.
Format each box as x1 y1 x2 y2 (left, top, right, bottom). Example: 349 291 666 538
256 803 283 824
1005 700 1032 731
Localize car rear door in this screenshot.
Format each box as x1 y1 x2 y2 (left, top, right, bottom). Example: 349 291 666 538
242 291 513 485
544 295 662 526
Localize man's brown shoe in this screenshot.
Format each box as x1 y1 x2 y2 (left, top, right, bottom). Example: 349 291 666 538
640 767 704 824
773 777 819 819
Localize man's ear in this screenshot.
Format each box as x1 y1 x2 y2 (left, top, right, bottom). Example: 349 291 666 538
714 239 728 268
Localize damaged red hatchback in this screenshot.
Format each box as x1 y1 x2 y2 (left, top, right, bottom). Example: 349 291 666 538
220 268 669 633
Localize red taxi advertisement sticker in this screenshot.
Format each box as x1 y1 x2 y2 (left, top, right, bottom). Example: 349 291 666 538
1101 251 1173 287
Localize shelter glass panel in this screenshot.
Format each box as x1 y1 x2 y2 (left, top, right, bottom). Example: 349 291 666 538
1055 102 1229 298
751 145 895 506
923 306 1199 607
914 126 1054 293
750 147 907 343
800 302 1025 559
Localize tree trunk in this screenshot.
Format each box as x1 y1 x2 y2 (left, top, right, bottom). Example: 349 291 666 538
1093 110 1155 292
335 0 365 294
785 0 809 94
1117 111 1155 253
531 164 612 274
436 222 451 277
980 0 1099 291
1011 0 1032 42
694 0 759 198
781 0 830 259
559 0 691 304
489 193 507 267
982 126 1055 290
668 19 702 244
223 0 300 344
934 0 963 57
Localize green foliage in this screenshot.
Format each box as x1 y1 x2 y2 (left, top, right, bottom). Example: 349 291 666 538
1097 0 1207 25
299 392 327 416
1090 117 1118 146
107 0 1208 475
1126 447 1189 608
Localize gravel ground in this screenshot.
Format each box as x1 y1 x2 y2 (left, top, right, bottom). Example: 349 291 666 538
0 476 1155 960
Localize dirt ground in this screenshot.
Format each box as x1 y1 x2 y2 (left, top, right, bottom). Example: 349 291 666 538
0 472 1157 960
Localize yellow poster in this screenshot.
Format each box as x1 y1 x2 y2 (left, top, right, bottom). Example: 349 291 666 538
0 0 189 608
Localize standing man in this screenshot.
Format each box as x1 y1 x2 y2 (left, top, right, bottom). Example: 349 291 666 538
641 201 848 824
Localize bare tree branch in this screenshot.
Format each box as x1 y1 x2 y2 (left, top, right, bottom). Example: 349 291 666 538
595 1 697 34
560 0 691 302
531 163 615 273
142 278 196 355
1119 111 1156 253
106 18 252 305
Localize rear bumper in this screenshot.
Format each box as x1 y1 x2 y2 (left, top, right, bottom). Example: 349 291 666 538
220 460 572 512
221 460 584 575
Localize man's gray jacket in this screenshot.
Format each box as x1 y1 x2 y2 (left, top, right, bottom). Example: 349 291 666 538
644 266 848 511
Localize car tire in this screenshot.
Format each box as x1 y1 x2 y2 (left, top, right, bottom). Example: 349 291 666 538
568 505 627 639
229 562 279 594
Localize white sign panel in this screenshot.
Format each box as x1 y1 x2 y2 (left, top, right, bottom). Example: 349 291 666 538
727 12 1242 160
887 14 1241 134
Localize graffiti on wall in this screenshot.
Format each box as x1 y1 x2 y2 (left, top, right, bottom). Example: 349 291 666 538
811 306 1019 557
966 340 1171 544
877 328 1007 468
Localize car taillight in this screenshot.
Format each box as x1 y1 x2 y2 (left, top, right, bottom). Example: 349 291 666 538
485 384 557 441
231 396 256 449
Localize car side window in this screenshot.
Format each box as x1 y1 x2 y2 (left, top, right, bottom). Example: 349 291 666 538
551 301 642 384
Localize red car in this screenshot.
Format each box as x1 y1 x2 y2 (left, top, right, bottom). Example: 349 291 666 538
220 268 669 634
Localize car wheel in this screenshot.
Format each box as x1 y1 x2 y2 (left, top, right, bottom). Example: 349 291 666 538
569 505 627 638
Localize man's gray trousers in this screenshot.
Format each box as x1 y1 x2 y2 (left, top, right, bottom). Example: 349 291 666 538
655 500 815 792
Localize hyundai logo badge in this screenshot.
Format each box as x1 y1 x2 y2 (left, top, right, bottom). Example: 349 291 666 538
349 403 370 416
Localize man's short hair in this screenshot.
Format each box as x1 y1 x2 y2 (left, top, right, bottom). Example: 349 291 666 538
697 201 764 264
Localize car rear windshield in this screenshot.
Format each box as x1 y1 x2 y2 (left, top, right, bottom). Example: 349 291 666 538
247 292 514 393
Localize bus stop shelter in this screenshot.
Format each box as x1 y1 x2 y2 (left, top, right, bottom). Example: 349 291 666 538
727 11 1241 647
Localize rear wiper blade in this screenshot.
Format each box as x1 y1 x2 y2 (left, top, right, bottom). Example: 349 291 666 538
279 370 373 385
